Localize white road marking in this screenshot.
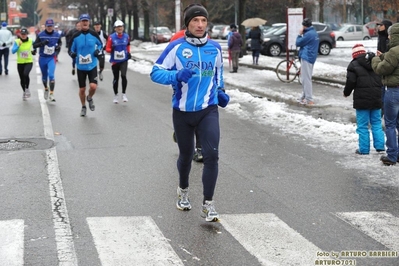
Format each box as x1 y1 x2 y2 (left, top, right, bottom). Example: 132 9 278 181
335 211 399 251
87 216 184 266
0 219 24 266
38 65 78 265
221 213 320 265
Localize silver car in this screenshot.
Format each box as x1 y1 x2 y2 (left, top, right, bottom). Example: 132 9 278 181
210 25 227 39
334 24 371 41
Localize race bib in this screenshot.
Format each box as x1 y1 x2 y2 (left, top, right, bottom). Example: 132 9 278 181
114 50 125 60
43 45 55 55
79 54 93 64
20 51 29 58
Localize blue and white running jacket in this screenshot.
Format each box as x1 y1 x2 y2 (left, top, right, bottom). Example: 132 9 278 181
69 29 103 71
150 35 224 112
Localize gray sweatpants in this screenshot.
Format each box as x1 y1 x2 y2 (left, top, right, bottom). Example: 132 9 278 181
300 59 314 101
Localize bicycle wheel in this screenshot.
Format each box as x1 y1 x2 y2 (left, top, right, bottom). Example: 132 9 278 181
276 60 299 83
295 59 302 84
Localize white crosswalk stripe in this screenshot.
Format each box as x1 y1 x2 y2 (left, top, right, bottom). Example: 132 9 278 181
2 212 398 264
221 213 320 265
86 216 184 266
335 211 399 251
0 219 24 266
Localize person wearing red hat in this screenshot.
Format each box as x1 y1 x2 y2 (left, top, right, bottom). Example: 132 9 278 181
343 43 385 155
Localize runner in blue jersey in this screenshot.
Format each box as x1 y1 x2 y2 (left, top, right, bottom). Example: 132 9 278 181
33 18 61 102
68 14 103 117
150 4 229 222
105 20 131 103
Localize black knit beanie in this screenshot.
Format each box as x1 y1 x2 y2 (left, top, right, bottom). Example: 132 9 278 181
184 4 208 27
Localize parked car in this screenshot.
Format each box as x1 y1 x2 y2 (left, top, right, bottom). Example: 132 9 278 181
257 22 336 56
365 21 379 37
334 24 371 41
246 23 286 48
210 25 227 39
220 25 231 39
150 26 172 43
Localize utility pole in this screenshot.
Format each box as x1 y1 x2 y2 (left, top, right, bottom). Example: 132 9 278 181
361 0 363 24
175 0 181 31
343 0 346 23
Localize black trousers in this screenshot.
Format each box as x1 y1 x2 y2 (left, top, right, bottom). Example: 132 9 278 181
17 63 33 91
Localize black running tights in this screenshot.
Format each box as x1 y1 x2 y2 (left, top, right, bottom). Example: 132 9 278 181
17 63 33 91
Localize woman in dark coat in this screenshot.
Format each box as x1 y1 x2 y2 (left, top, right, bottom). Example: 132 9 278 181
249 26 262 65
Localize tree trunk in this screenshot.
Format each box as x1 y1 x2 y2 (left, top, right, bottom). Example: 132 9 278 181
141 0 151 41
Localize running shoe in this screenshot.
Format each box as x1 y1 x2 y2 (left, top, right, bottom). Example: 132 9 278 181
113 94 119 104
49 93 56 102
80 106 87 117
87 96 95 111
44 89 49 100
193 148 203 162
201 200 219 222
122 94 128 102
72 68 75 75
25 88 31 98
22 92 27 101
176 187 191 211
99 72 103 81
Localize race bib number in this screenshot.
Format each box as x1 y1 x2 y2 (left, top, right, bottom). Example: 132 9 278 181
43 45 55 55
79 54 93 64
114 50 125 60
20 51 29 58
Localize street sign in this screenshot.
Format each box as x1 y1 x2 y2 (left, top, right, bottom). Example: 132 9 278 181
9 1 17 9
0 12 6 21
9 13 27 18
107 8 113 17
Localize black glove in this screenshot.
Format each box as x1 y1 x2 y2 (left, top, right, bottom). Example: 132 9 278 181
127 53 132 60
41 39 49 46
55 46 61 51
69 51 77 59
2 43 5 47
31 50 36 55
94 49 100 58
365 52 375 61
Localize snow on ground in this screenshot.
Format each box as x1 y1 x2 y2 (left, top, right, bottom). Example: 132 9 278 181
127 39 399 188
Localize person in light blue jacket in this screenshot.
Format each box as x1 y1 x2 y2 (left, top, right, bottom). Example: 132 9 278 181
68 14 103 117
296 18 319 105
150 4 229 222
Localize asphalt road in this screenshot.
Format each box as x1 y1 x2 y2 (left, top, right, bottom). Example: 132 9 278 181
0 48 398 265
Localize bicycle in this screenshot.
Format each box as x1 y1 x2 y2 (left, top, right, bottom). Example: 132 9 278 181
275 55 301 84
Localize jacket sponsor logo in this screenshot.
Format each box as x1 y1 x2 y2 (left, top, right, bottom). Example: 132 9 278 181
182 48 193 58
186 61 214 71
204 49 216 55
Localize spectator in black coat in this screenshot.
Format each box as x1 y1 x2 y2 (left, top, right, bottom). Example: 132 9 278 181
343 44 385 155
377 20 393 54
